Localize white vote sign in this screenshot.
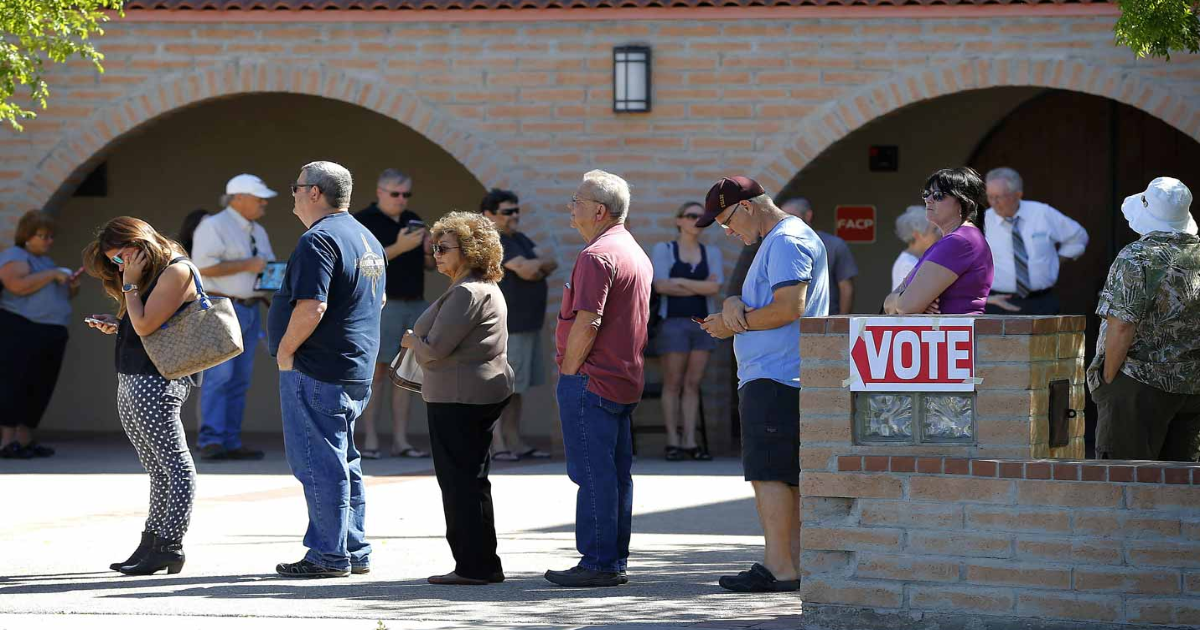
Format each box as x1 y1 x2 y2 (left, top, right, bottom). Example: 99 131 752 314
848 317 976 392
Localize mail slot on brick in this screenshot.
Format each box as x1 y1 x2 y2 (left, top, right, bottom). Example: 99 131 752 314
848 317 977 444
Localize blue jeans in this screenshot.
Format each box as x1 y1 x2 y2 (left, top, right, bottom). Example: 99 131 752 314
279 370 372 570
556 373 635 573
199 302 261 449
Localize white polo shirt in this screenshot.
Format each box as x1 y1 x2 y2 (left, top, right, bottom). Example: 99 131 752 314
984 200 1088 294
191 207 275 299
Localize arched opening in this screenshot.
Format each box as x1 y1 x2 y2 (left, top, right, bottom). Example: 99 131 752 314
778 86 1200 454
45 93 487 438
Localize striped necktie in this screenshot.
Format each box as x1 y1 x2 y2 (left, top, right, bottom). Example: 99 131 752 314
1008 216 1030 298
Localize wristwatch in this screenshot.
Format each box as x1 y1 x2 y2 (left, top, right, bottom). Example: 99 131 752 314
121 283 138 294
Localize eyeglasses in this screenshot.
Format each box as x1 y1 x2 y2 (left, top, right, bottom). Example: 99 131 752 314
680 213 703 221
570 195 600 208
431 244 460 256
384 190 413 199
921 190 949 202
716 204 741 229
291 182 321 194
498 207 520 216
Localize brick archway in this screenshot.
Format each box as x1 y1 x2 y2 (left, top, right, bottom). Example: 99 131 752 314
20 60 510 211
755 57 1200 192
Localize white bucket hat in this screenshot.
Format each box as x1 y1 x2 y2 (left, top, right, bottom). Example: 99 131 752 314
225 173 277 199
1121 177 1197 236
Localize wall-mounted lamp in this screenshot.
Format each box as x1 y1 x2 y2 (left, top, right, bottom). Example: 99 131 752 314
613 46 651 113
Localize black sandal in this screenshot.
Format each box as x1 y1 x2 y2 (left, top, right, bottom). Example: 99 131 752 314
664 446 685 461
718 563 799 592
687 447 713 461
23 441 55 458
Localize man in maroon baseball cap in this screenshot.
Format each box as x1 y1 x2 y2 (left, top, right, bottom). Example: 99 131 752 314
696 175 830 593
695 176 766 231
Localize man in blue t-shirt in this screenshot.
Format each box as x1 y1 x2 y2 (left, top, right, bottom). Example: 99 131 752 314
697 176 829 594
267 161 385 578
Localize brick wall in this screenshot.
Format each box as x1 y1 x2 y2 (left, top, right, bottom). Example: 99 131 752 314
802 456 1200 626
799 315 1087 470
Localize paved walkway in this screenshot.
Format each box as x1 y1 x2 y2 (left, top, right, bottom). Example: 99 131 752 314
0 436 802 630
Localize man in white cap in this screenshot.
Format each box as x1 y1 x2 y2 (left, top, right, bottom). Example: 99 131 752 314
191 174 278 461
1089 177 1200 462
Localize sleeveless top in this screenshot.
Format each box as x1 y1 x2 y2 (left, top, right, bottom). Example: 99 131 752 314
114 257 194 377
665 241 710 319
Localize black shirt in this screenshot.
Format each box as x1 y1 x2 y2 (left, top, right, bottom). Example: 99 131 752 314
115 258 192 377
499 231 549 333
353 203 426 300
267 212 386 386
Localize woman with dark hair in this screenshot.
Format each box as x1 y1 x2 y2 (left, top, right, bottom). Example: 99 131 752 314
400 211 513 585
884 167 994 315
650 201 723 461
177 208 210 256
83 216 201 575
0 210 81 458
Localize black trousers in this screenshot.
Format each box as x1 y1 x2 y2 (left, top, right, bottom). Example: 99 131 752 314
0 310 68 429
427 397 511 580
1093 372 1200 462
983 290 1061 315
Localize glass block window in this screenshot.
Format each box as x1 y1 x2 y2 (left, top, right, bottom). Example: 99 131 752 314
854 392 976 445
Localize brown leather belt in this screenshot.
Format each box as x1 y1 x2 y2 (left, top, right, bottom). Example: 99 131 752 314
207 293 267 307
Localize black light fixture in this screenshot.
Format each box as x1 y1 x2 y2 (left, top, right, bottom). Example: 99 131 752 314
613 46 651 113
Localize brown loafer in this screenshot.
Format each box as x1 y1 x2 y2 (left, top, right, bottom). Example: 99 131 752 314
428 571 488 585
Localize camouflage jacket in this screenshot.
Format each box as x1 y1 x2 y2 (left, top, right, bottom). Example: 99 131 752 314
1087 232 1200 395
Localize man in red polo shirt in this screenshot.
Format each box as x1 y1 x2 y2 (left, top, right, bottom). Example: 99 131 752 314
545 169 653 588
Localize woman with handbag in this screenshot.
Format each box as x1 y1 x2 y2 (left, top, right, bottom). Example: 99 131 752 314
400 211 514 586
83 216 203 576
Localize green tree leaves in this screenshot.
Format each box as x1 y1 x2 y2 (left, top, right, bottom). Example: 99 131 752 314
1115 0 1200 61
1 0 123 131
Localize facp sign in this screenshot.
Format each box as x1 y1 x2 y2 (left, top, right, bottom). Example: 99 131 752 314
835 205 876 243
848 317 976 392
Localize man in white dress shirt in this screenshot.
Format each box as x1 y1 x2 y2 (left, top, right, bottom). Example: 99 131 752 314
983 167 1088 315
191 174 277 461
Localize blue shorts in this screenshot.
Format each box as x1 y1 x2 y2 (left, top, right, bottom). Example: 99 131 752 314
378 299 428 363
657 317 717 354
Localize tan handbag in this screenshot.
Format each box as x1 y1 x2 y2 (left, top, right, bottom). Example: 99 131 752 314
387 346 423 394
142 259 244 380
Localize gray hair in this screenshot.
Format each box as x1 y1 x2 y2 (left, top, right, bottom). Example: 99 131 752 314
302 161 354 210
378 168 410 188
985 167 1023 194
894 205 932 244
748 193 775 214
218 193 233 208
779 197 812 216
580 169 631 222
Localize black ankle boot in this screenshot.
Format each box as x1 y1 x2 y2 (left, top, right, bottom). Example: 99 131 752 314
118 537 184 576
111 531 155 572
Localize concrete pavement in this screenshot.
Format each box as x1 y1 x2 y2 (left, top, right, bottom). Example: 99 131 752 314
0 436 801 630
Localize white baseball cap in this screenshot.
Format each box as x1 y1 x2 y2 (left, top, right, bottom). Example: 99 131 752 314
225 174 277 199
1121 177 1197 236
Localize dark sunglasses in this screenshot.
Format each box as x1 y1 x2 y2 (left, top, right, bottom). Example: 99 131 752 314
110 253 124 265
431 244 460 255
680 213 703 220
385 190 414 199
921 190 949 202
498 207 520 216
291 182 321 194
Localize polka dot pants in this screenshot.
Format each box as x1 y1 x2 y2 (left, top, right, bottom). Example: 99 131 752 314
117 374 196 542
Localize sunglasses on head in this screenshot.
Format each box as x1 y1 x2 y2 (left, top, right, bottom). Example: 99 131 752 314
921 190 949 202
431 243 460 256
385 190 413 199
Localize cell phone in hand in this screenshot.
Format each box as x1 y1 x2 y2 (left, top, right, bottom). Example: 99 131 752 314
69 266 85 282
406 220 425 231
691 316 706 325
85 316 112 327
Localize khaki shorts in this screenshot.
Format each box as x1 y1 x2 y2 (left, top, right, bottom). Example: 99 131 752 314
507 331 546 395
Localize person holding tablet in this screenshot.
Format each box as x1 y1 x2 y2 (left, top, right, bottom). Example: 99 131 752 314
190 173 277 462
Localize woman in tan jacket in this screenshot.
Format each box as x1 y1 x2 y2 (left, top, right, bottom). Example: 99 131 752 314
401 211 514 586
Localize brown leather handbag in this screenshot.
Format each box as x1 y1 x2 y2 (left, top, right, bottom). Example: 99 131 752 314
142 259 244 380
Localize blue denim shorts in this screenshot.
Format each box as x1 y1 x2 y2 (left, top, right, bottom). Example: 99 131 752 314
378 299 428 363
657 317 717 354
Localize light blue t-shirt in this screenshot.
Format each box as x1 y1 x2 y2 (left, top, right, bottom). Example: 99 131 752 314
0 246 71 328
734 216 829 389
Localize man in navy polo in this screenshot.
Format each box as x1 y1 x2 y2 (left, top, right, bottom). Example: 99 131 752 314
268 161 385 578
698 176 829 593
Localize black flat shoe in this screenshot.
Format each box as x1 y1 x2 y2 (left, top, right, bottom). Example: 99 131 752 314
111 531 155 571
118 538 184 576
544 565 623 587
718 563 799 592
23 442 54 458
275 559 349 578
0 442 32 459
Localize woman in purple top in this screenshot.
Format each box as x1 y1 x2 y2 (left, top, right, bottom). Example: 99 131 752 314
884 167 994 315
